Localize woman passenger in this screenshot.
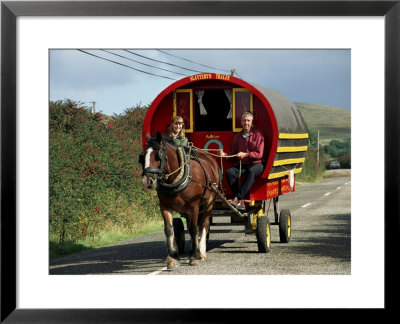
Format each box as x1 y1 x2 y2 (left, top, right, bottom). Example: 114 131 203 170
164 116 189 147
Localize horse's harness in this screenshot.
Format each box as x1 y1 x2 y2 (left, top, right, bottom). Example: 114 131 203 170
143 141 247 217
142 144 168 180
143 141 217 196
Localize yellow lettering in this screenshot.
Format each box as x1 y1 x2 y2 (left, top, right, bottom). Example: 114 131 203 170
205 134 220 139
268 187 278 198
190 73 213 82
281 185 289 192
188 73 234 82
216 74 230 81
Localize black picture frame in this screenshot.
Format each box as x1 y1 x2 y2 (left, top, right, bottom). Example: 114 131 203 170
1 1 398 322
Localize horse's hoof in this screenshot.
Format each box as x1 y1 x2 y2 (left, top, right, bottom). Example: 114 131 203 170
189 257 198 266
167 257 179 270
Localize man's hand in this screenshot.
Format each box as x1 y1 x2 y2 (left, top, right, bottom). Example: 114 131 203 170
237 152 247 159
219 149 227 157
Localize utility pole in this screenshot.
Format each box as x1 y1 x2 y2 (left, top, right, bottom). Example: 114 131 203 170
90 101 96 113
317 130 320 167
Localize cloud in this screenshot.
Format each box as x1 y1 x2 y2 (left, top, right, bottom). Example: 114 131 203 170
50 50 139 90
49 49 351 115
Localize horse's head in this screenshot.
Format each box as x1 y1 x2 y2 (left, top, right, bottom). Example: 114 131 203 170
139 132 167 189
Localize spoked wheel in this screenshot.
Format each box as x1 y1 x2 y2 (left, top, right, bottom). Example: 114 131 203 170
173 218 185 254
279 209 291 243
256 216 271 253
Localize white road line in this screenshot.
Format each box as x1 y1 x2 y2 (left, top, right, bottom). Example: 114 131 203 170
302 203 311 208
324 192 331 196
148 267 168 275
337 187 342 190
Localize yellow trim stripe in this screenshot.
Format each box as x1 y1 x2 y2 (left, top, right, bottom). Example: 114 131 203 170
279 133 309 139
277 146 308 153
268 168 303 179
273 158 305 166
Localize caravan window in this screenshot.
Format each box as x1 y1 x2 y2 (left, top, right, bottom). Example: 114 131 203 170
233 88 253 132
173 89 193 133
194 89 232 132
174 88 253 133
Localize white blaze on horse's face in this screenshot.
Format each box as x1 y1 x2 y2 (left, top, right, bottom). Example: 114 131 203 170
142 147 155 188
144 148 153 169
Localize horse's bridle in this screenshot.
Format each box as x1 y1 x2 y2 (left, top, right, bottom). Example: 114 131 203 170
143 144 167 180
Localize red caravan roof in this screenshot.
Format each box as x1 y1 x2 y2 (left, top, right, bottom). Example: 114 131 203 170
142 73 307 181
142 73 278 139
143 73 278 140
142 73 279 178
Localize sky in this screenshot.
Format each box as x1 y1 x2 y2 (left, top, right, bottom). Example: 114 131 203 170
49 49 351 116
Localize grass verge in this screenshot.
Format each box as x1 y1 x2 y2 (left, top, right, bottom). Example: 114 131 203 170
50 220 164 261
49 212 186 261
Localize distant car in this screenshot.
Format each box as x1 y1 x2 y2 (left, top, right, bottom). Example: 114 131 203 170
329 161 340 169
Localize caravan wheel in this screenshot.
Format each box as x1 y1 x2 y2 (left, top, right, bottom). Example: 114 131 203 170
279 209 291 243
256 216 271 253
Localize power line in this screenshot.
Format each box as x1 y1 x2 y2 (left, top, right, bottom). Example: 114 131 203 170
77 49 177 81
157 49 231 74
124 50 206 74
101 49 190 77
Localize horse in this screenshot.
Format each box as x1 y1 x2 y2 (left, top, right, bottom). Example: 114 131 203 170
139 132 220 269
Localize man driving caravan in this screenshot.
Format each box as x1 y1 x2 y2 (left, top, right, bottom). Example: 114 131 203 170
219 111 265 209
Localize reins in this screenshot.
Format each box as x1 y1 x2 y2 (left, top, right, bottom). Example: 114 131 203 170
189 143 243 193
161 142 223 196
146 140 246 217
162 144 193 181
146 141 243 191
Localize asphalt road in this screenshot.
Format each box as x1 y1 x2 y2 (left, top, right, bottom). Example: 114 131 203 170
50 170 351 275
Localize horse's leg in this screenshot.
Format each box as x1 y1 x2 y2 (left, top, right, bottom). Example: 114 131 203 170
198 201 213 261
187 204 201 266
161 209 179 270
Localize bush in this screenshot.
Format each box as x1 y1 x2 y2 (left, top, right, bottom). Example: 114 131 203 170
296 123 326 182
338 154 351 169
49 100 159 244
324 139 350 158
296 147 325 182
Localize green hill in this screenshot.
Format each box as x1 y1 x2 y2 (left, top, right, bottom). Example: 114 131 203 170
295 102 351 145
